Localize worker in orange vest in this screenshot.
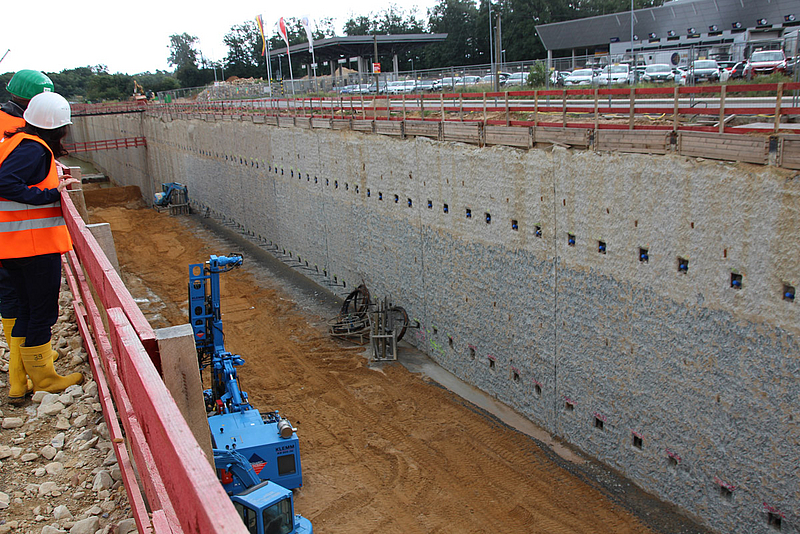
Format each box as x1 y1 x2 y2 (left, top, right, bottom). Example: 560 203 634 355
0 91 82 403
0 70 55 371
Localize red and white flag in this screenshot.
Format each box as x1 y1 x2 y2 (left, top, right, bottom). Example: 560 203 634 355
278 17 290 48
300 16 314 54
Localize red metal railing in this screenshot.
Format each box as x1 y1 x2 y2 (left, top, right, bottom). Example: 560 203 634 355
64 137 147 153
73 81 799 135
59 185 247 534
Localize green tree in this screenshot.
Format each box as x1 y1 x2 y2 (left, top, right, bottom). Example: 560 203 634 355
175 65 214 87
426 0 482 67
168 33 199 69
48 67 95 100
135 71 181 94
343 5 424 35
86 73 132 102
223 21 265 79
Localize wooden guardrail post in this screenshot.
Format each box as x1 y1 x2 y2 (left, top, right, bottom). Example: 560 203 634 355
673 86 680 132
156 324 214 466
86 223 120 273
562 88 567 128
440 93 445 122
505 91 510 127
719 85 727 134
593 88 599 131
629 87 635 130
775 82 784 133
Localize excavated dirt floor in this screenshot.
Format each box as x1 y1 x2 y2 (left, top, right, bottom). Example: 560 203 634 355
85 191 712 534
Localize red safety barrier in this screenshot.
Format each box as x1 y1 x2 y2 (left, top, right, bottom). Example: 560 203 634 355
64 137 147 153
73 80 800 134
59 189 248 534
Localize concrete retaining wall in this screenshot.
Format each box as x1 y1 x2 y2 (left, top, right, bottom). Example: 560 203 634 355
70 113 800 534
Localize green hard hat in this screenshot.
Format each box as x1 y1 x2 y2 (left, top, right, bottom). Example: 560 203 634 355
7 70 55 100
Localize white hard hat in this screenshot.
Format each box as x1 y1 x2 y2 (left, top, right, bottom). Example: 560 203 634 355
23 92 72 129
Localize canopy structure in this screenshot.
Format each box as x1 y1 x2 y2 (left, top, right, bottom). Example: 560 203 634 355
267 34 448 78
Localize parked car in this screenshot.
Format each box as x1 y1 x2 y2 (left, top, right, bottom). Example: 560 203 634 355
786 56 798 76
727 61 746 80
595 64 631 85
479 73 509 86
433 77 462 91
672 67 687 85
563 69 596 86
744 49 787 78
350 84 371 94
459 75 482 86
548 70 569 86
687 60 720 83
502 72 528 87
386 80 417 94
415 80 435 92
367 82 388 94
641 64 674 83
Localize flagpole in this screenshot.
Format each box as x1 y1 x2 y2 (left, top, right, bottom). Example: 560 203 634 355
287 47 295 98
311 49 318 92
266 42 273 96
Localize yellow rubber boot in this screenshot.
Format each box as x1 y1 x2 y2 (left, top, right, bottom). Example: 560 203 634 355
20 341 83 394
8 335 33 404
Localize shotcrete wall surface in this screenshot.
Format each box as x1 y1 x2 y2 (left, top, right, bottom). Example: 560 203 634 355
71 113 800 534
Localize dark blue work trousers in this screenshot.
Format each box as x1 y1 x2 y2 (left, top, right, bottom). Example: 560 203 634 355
2 253 62 346
0 267 19 318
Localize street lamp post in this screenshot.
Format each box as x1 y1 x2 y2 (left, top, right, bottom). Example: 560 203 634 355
409 58 415 79
489 1 496 91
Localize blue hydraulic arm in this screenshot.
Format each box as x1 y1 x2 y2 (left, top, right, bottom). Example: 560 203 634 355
213 448 262 488
189 254 252 414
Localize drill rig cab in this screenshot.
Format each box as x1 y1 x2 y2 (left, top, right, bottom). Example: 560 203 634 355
215 448 312 534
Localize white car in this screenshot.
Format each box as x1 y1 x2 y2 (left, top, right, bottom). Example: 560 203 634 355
563 69 596 86
503 72 528 87
386 80 417 94
595 64 631 85
673 67 688 86
459 76 482 86
641 64 674 83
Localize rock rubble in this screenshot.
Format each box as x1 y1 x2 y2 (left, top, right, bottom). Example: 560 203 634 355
0 284 136 534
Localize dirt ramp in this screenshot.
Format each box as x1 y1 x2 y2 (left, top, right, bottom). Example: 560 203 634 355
83 185 145 209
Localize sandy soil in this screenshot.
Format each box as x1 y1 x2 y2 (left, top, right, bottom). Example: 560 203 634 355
87 198 707 534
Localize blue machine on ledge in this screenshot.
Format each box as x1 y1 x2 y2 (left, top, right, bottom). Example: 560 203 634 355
189 254 310 533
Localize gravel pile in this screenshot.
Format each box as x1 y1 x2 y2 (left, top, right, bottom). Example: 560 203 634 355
0 284 136 534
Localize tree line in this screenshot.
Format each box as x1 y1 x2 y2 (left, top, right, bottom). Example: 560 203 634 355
170 0 663 86
1 0 663 101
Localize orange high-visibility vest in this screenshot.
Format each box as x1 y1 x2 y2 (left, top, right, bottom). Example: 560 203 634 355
0 110 25 138
0 133 72 259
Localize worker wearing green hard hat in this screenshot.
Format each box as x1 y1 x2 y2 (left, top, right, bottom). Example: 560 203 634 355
2 70 55 134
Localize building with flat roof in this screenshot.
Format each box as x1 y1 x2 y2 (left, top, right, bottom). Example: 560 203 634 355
535 0 799 69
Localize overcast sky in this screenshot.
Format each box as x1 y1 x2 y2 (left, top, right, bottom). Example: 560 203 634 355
2 0 438 76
